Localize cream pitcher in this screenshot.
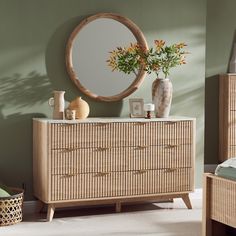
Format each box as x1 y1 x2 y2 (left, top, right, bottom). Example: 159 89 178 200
48 91 65 119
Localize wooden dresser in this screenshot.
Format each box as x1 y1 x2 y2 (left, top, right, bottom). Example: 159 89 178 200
33 117 195 221
219 74 236 162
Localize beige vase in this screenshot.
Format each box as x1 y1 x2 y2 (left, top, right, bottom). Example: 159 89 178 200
48 91 65 120
68 97 90 119
152 78 173 118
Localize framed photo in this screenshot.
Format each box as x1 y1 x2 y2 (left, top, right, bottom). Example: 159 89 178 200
129 98 144 118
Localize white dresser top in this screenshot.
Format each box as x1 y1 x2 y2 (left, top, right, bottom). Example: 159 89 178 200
33 116 195 124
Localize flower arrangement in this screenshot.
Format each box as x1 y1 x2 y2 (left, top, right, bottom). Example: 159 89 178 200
107 40 188 78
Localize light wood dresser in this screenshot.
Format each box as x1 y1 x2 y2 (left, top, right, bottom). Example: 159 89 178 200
219 74 236 162
33 117 195 221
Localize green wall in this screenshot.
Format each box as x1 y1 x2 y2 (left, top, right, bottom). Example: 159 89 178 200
205 0 236 164
0 0 206 200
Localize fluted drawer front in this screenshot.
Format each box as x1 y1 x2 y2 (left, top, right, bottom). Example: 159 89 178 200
228 125 236 146
49 121 193 149
51 144 193 174
229 76 236 110
228 78 236 150
227 123 236 157
51 168 193 201
227 146 236 159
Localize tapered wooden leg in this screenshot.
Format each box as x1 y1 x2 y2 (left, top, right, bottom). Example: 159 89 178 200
182 194 192 209
116 202 121 213
47 204 55 222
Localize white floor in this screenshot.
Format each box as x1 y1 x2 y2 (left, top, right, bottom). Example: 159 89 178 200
0 191 202 236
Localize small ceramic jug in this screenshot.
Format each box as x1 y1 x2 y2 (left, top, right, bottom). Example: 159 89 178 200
68 97 89 119
48 91 65 119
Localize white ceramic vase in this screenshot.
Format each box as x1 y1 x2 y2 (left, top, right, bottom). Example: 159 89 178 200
48 91 65 120
152 78 173 118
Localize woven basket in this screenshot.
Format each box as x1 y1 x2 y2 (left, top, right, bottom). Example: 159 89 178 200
0 188 24 226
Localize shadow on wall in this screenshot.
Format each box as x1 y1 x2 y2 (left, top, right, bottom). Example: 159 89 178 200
0 72 51 200
172 83 204 159
45 15 123 117
204 75 219 164
0 112 46 201
0 72 52 199
0 72 52 108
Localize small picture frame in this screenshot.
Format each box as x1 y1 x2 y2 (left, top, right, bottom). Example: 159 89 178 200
129 98 144 118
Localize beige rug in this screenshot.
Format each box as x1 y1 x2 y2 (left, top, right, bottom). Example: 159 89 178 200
0 193 202 236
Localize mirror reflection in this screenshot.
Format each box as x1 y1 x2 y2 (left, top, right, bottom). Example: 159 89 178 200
73 19 137 96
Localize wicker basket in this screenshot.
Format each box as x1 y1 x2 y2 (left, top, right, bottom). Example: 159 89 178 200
0 188 24 226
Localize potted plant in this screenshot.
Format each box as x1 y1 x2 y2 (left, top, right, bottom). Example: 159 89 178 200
107 40 188 117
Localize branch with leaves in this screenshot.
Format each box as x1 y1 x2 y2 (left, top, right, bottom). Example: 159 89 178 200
107 40 188 78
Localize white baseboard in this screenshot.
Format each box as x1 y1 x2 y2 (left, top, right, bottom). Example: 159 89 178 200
204 164 217 173
189 188 202 199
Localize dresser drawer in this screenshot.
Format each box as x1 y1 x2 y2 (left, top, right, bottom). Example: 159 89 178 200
49 121 193 149
50 144 193 175
51 168 193 201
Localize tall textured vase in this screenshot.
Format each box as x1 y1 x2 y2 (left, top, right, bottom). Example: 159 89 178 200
152 78 173 118
229 43 236 73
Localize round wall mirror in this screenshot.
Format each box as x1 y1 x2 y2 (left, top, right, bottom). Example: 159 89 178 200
66 13 148 102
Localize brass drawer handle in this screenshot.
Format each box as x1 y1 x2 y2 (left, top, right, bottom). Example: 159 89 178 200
164 121 177 125
65 147 77 152
135 170 147 174
64 173 76 178
135 122 147 126
96 123 107 127
137 145 148 150
61 123 76 127
97 147 109 151
96 172 110 177
165 145 178 149
166 168 177 173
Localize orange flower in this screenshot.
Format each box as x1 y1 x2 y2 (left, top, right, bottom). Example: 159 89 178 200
180 59 186 64
176 42 187 49
127 43 138 53
154 40 165 51
151 64 160 71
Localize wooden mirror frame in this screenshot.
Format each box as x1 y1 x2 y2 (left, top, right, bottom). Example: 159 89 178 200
65 13 148 102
